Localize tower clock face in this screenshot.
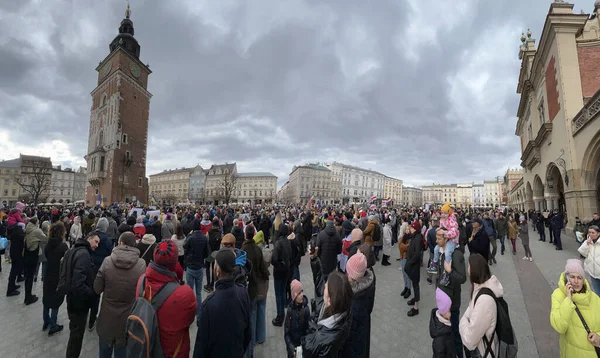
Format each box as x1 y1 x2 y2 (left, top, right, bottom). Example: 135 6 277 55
129 62 141 78
102 60 112 77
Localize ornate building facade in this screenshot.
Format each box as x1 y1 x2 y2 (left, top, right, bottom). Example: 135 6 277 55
85 5 151 205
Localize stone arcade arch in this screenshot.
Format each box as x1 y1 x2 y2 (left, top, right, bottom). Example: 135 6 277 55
533 175 545 211
526 182 534 211
581 131 600 217
545 164 566 214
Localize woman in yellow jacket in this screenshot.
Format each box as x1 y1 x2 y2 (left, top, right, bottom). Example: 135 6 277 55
550 259 600 357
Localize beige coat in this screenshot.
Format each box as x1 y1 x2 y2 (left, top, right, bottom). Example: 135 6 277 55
94 245 146 347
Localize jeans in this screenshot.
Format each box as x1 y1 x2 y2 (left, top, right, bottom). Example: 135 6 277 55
553 229 562 249
589 276 600 296
34 260 46 281
433 241 456 264
489 237 497 260
186 267 204 324
7 255 23 292
400 258 412 290
450 309 464 358
498 235 506 252
246 298 267 358
66 310 88 358
99 341 126 358
43 305 59 329
274 279 287 316
23 250 39 299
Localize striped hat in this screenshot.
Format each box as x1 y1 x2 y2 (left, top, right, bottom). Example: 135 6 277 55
154 240 178 271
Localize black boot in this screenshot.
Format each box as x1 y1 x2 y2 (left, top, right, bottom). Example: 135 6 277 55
402 289 411 299
400 287 408 296
382 255 391 266
272 314 284 327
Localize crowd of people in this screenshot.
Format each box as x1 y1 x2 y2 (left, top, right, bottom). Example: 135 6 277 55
0 200 599 357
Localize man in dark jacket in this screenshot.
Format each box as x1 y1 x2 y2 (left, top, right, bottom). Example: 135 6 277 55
551 209 564 250
316 216 342 282
151 216 162 242
495 212 508 255
435 230 467 358
105 214 119 247
88 217 113 331
482 213 497 264
193 249 250 358
259 213 272 246
535 211 546 242
405 221 424 317
66 234 99 358
271 224 292 326
182 213 195 236
6 220 25 296
301 210 313 250
467 219 490 261
223 209 234 235
184 219 210 325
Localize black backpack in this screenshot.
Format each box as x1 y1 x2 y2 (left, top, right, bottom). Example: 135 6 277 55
56 246 85 295
474 288 518 358
373 223 382 242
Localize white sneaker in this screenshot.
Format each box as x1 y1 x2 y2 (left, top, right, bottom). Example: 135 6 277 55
529 257 533 262
522 257 528 260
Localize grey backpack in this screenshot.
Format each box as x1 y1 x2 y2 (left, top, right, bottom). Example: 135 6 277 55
126 275 179 358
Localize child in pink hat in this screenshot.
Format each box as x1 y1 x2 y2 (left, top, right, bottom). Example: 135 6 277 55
430 288 455 357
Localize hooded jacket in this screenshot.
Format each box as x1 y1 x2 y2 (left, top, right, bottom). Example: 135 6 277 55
233 248 253 287
43 237 69 309
272 232 293 280
6 208 24 226
459 275 503 355
91 219 113 269
343 269 376 358
94 245 146 347
551 272 600 357
70 216 82 241
184 230 209 270
363 219 379 247
430 308 455 358
200 218 212 236
161 219 175 242
67 239 96 313
231 225 245 249
242 238 270 300
301 300 351 358
578 239 600 279
25 221 47 253
133 223 146 240
284 295 311 357
106 216 119 242
316 224 342 276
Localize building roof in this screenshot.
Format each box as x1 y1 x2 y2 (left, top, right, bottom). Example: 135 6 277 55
0 158 21 168
20 154 51 162
331 161 384 176
207 163 236 174
149 167 192 177
237 172 276 178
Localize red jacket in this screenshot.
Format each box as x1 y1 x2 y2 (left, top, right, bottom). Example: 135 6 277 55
136 265 196 358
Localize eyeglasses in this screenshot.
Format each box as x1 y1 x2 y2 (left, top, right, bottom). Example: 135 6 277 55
222 242 234 248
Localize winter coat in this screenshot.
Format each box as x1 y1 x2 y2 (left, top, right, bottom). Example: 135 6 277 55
42 238 68 309
118 222 133 236
161 220 175 241
82 216 95 236
363 219 379 247
316 224 342 276
24 222 47 253
133 223 146 240
231 225 245 249
459 275 503 355
193 278 251 358
430 309 455 358
200 219 211 236
94 245 146 347
151 221 163 241
343 269 376 358
289 233 302 268
301 300 351 358
435 246 467 311
67 239 96 314
519 222 530 245
90 230 112 270
551 272 600 357
495 217 508 237
383 224 392 256
136 234 157 266
106 217 119 242
507 221 518 240
182 216 194 236
223 213 234 236
552 213 565 230
284 295 311 358
184 230 209 270
171 234 186 257
272 234 293 280
241 239 270 300
399 235 411 260
7 223 25 259
467 227 490 261
404 233 424 283
579 239 600 279
6 208 24 226
137 263 196 358
69 220 82 242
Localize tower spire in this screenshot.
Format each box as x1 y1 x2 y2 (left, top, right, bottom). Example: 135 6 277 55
125 0 131 19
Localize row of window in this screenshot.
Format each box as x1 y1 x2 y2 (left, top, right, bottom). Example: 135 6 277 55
2 189 17 196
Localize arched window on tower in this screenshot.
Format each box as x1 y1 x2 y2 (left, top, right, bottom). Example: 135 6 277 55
98 130 104 147
101 94 107 107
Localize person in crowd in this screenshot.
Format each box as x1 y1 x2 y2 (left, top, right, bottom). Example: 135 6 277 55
82 213 95 236
223 209 234 236
133 216 146 240
551 259 600 357
519 215 533 261
507 216 518 255
137 240 196 358
94 232 145 358
338 220 354 273
193 248 251 358
23 216 47 304
495 212 508 256
6 209 26 297
151 215 163 241
316 215 342 282
118 216 135 237
459 254 504 357
66 234 100 358
381 217 393 266
347 228 363 258
363 214 380 254
288 226 302 282
272 223 292 326
106 212 119 246
43 222 69 336
300 271 352 357
552 209 565 251
284 279 310 358
426 215 440 268
136 233 157 266
578 225 600 296
182 213 195 236
428 203 460 285
171 223 187 270
434 228 467 357
482 213 497 265
69 216 82 247
204 217 222 293
161 214 175 241
405 220 424 317
343 252 376 357
397 218 409 261
242 224 270 358
430 288 455 358
231 218 245 249
466 219 490 262
200 213 212 236
259 213 272 247
399 224 413 299
535 211 546 242
184 219 210 325
88 217 113 332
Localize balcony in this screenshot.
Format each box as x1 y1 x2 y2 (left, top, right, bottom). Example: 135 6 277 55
520 122 552 170
572 88 600 136
87 170 107 186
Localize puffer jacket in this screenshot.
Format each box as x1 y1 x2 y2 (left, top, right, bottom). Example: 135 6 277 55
316 224 342 276
459 275 503 355
551 272 600 357
241 238 269 300
24 222 47 253
272 234 292 280
362 219 379 247
382 224 392 255
578 240 600 279
430 308 455 358
94 245 146 347
343 269 376 358
284 295 311 358
301 300 351 358
231 225 245 249
161 219 175 241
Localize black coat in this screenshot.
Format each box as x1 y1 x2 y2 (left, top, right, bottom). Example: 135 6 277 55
151 221 162 241
429 308 455 358
223 214 234 236
272 235 292 280
343 270 376 358
467 228 490 261
436 246 467 312
184 231 209 270
67 239 96 314
207 227 222 252
231 226 244 249
404 233 424 283
316 225 342 276
301 303 351 358
193 278 250 358
7 223 24 260
284 295 311 358
42 238 69 309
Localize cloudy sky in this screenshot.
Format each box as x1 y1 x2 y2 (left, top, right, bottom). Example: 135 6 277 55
1 0 594 187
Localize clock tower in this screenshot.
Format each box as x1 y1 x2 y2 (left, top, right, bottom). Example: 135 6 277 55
85 4 152 206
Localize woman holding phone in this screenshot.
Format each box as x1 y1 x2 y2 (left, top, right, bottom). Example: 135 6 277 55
550 259 600 357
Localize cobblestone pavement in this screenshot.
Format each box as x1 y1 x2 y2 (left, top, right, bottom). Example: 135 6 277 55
0 227 579 357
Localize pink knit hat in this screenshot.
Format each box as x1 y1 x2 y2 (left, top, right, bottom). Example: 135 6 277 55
15 202 25 211
436 288 452 315
346 252 367 281
290 280 303 302
565 259 585 278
